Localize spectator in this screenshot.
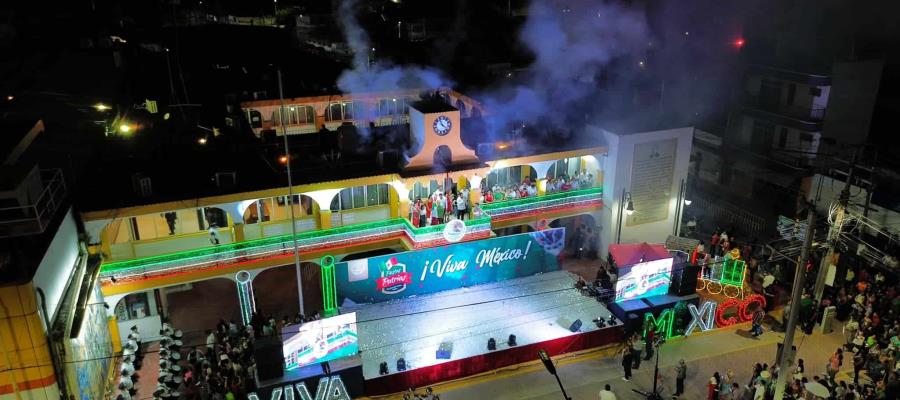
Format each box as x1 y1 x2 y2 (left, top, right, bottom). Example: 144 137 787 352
599 383 617 400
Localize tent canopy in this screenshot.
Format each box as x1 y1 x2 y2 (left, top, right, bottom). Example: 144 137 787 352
608 242 670 269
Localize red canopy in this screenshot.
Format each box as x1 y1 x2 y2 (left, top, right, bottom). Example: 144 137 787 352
608 242 671 269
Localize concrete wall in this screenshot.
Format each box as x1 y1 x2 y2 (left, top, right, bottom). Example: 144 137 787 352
822 60 884 146
597 126 694 257
32 208 81 321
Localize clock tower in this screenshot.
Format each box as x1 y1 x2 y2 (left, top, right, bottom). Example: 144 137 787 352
404 99 479 171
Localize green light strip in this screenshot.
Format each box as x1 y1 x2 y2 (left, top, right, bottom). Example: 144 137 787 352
100 188 599 276
321 255 337 317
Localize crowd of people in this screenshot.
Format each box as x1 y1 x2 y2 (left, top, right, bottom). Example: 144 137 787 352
115 312 327 400
406 172 595 228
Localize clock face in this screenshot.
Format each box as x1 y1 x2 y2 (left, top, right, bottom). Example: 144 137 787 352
432 115 452 136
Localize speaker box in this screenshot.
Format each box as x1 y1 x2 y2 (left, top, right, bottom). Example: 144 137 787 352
254 336 284 381
672 264 699 296
569 319 583 333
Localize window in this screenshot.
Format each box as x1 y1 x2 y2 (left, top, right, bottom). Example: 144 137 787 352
248 109 262 129
809 87 822 96
325 102 364 121
377 98 412 116
115 292 153 321
778 128 788 148
800 133 813 142
333 184 391 210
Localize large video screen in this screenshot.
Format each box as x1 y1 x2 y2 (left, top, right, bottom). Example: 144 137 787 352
282 313 359 370
614 258 673 302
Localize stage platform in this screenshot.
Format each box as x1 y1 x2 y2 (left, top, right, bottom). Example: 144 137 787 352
345 271 623 394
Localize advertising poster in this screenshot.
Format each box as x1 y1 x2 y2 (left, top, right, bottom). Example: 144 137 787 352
335 228 566 304
282 313 359 370
615 258 674 302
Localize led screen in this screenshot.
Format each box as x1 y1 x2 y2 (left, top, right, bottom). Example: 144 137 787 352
282 313 358 370
614 258 673 302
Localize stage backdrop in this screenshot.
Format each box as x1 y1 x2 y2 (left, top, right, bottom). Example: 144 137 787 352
335 228 565 304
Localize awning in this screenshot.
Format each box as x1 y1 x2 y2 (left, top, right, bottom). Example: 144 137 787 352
608 242 670 268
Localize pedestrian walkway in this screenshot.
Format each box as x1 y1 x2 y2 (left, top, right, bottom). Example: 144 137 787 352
364 318 849 399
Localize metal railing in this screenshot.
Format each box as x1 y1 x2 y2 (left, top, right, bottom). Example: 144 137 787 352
0 169 67 238
691 195 767 240
743 94 826 121
100 187 603 283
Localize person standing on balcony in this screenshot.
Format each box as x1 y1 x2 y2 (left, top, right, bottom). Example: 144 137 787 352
433 194 444 225
456 193 466 220
418 200 427 227
209 224 220 245
163 212 177 235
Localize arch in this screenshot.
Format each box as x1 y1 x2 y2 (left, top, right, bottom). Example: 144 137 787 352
433 145 452 170
252 264 301 321
492 224 535 237
242 195 318 224
163 277 242 338
550 213 599 258
483 164 537 197
339 248 398 262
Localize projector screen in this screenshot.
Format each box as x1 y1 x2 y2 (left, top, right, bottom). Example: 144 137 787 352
282 313 359 370
614 258 674 302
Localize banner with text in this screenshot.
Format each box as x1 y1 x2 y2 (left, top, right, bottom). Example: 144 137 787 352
335 228 566 304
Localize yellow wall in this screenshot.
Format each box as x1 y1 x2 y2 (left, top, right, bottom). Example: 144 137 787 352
0 283 58 397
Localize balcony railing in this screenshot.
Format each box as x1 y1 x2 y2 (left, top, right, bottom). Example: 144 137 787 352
99 187 602 283
742 94 826 121
0 169 67 238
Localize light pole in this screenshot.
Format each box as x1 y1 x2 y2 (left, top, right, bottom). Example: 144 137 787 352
277 68 305 316
773 207 816 399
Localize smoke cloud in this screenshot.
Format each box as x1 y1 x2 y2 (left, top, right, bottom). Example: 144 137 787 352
332 0 671 144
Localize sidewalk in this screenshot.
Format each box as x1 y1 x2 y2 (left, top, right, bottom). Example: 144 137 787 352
376 319 849 400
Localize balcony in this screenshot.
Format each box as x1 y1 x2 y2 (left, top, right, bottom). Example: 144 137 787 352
99 187 602 286
0 169 67 238
741 95 824 132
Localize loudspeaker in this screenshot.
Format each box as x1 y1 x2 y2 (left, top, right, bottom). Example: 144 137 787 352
487 338 496 351
569 319 583 333
508 334 517 346
254 336 284 381
397 358 407 371
672 264 699 296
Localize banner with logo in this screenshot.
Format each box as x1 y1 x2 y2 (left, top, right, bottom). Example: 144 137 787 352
335 228 566 304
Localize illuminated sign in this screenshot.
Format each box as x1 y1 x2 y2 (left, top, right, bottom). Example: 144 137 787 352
247 376 350 400
335 229 565 303
684 301 717 335
615 258 674 302
282 313 358 370
643 295 766 340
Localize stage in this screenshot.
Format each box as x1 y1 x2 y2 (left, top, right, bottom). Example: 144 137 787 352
344 271 623 394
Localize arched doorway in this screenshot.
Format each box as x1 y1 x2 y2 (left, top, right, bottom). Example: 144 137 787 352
433 145 452 170
253 264 301 322
251 261 325 320
492 224 535 237
340 248 398 262
164 278 241 344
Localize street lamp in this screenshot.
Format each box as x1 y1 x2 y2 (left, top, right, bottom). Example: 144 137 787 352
616 189 634 244
119 123 132 134
94 103 110 111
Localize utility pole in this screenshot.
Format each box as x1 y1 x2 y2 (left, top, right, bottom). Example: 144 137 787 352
277 68 305 316
812 152 856 301
773 207 816 400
